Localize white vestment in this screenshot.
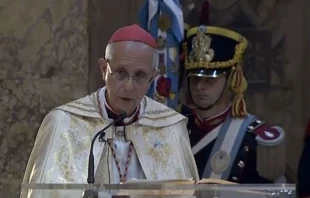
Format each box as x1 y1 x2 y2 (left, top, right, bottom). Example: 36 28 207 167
21 87 199 197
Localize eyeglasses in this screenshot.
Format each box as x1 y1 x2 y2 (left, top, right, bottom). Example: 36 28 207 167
107 62 152 85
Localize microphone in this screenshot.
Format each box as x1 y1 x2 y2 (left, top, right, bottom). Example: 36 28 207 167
87 111 128 184
83 111 127 198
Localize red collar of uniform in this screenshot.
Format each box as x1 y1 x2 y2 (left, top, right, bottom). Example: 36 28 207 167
194 107 231 131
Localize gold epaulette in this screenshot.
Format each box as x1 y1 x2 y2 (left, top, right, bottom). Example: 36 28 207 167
247 119 286 181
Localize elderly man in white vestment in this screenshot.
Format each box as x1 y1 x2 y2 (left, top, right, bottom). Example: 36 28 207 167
21 24 199 197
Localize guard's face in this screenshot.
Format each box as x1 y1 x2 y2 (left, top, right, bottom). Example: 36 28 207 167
99 41 158 116
189 75 227 108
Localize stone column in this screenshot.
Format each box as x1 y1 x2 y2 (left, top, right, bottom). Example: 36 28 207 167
0 0 88 196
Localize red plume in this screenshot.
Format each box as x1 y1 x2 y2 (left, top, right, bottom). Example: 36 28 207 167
199 0 210 25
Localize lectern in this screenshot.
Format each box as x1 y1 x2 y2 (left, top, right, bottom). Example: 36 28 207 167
18 183 296 198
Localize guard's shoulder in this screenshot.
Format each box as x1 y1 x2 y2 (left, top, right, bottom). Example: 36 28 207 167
247 118 285 146
247 118 286 181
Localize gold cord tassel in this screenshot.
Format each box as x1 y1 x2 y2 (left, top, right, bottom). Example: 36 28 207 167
232 93 247 117
230 65 248 117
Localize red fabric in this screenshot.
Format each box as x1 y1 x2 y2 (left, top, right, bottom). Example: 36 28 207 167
304 119 310 139
194 107 230 133
199 0 210 25
252 123 281 141
179 51 185 61
156 76 172 97
108 24 157 48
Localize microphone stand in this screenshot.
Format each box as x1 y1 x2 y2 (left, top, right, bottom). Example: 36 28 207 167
82 112 127 198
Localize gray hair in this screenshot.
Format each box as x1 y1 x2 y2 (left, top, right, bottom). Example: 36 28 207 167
105 41 158 69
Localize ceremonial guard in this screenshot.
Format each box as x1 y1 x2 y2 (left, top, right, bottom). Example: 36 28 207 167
139 0 184 110
297 119 310 197
178 1 286 183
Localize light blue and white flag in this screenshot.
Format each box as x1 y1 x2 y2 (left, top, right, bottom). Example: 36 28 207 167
139 0 184 110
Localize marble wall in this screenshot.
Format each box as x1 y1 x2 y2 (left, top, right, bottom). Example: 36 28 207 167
0 0 88 196
248 0 307 180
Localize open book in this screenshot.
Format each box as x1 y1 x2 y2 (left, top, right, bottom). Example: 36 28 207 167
125 178 195 184
197 178 237 184
125 177 236 184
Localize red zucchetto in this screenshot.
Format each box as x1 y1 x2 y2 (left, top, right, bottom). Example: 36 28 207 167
108 24 157 48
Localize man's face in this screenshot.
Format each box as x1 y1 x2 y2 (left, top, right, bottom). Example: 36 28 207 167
189 75 227 108
99 41 157 115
